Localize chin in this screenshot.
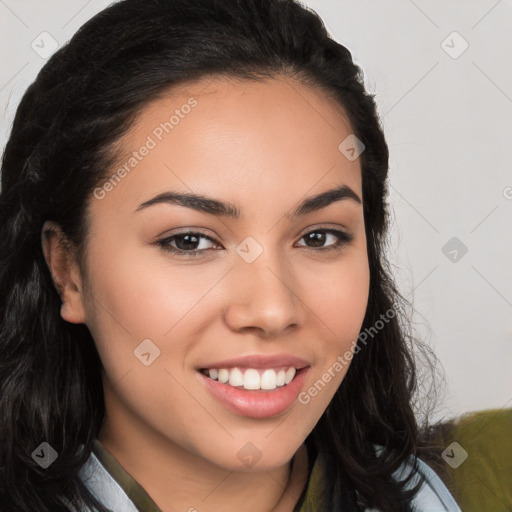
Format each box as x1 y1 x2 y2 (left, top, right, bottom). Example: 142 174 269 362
203 439 301 473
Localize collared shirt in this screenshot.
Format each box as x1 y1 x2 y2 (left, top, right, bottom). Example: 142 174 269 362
77 438 461 511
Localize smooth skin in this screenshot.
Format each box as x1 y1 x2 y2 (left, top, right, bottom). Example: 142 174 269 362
42 75 370 512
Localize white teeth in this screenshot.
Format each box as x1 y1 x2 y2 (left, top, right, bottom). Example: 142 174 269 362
203 366 298 390
243 369 260 390
228 367 244 387
260 369 277 390
284 367 296 384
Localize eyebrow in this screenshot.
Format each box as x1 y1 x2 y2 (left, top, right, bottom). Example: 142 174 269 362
133 184 362 219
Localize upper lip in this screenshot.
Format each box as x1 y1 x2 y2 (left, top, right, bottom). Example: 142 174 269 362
198 353 310 370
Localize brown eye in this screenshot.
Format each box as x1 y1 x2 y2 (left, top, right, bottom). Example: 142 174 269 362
157 231 219 257
156 228 353 259
296 229 353 252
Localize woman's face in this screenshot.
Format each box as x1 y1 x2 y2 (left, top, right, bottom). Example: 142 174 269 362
68 75 370 470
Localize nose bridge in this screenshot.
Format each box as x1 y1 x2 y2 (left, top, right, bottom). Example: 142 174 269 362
224 235 302 335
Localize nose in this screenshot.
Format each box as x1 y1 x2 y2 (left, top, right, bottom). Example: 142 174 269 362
222 247 303 338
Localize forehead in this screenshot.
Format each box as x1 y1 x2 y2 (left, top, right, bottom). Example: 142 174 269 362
93 75 362 218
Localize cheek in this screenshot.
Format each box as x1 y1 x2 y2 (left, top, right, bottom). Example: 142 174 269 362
81 234 228 387
305 254 370 347
81 244 197 432
297 257 369 416
83 235 212 337
297 249 369 408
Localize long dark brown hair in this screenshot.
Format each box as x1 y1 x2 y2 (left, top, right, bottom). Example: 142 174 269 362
0 0 440 510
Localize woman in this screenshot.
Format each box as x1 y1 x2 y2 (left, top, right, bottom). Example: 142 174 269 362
0 0 461 510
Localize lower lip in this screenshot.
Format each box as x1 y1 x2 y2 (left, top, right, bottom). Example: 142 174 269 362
198 367 310 419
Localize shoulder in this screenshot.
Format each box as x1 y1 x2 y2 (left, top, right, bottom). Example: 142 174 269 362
370 444 461 511
391 453 462 512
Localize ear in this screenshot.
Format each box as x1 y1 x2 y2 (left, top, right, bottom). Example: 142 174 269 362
41 220 87 324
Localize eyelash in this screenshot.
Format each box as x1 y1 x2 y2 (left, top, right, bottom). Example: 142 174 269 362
156 228 354 258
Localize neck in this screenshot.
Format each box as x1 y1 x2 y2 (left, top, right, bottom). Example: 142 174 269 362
97 390 309 512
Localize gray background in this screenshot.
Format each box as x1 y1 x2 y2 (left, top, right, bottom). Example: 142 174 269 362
1 0 511 423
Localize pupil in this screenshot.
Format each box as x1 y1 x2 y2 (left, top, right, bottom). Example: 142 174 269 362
174 232 326 251
307 232 325 247
177 234 199 250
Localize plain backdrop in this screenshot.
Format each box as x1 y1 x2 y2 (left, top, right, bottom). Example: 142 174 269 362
1 0 511 424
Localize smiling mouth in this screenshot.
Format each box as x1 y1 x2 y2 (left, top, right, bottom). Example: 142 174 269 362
199 366 304 391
